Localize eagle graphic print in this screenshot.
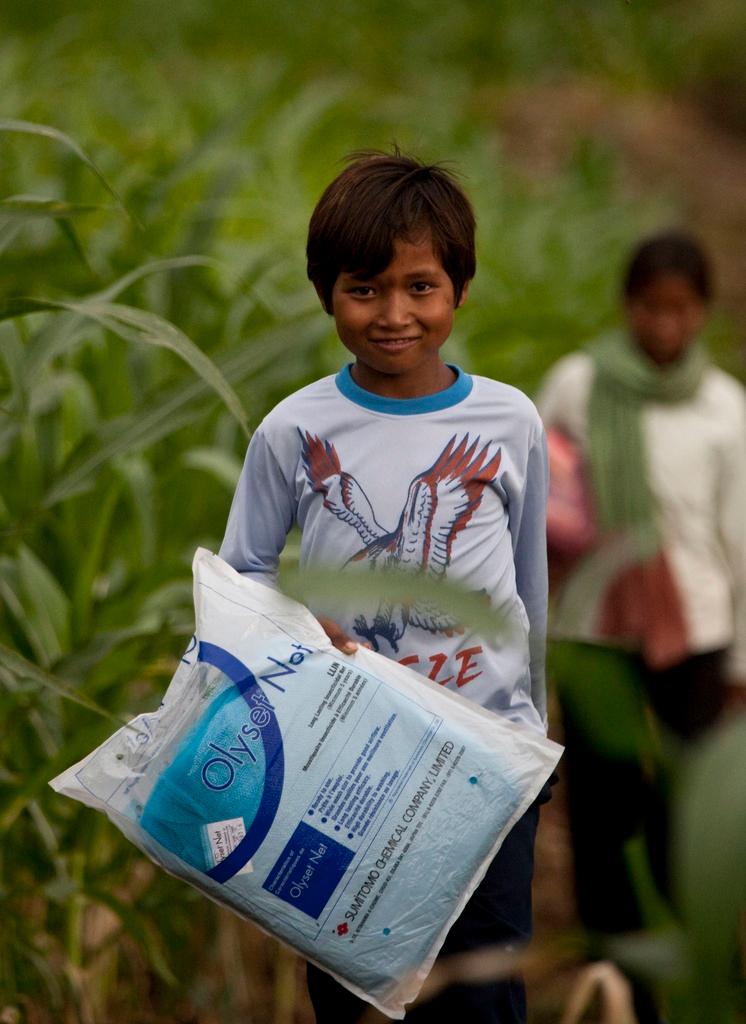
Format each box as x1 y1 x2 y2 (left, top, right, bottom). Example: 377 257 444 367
300 430 502 653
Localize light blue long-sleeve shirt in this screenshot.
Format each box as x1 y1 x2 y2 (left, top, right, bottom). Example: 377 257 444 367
220 365 548 733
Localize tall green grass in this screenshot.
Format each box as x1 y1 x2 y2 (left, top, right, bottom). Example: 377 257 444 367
0 90 336 1021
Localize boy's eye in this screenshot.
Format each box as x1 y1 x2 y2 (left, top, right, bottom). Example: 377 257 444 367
349 285 375 296
411 281 434 293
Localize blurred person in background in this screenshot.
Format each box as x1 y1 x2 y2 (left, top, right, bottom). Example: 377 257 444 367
536 231 746 1024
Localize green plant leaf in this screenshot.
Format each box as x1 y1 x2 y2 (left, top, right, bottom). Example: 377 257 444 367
671 714 746 1024
0 220 22 255
0 297 249 436
0 119 131 221
41 317 325 507
0 367 99 464
180 445 243 491
0 749 84 832
138 579 194 621
0 641 125 725
70 480 122 643
21 299 239 424
90 255 223 303
112 454 157 566
74 301 249 433
16 258 220 385
55 622 175 683
20 312 92 386
16 545 71 666
81 888 178 986
54 217 94 273
41 377 211 507
280 564 511 641
57 370 99 464
0 195 108 220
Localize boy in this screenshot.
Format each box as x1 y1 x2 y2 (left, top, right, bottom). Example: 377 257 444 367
220 151 550 1023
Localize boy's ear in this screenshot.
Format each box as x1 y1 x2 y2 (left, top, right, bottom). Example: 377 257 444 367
456 281 470 309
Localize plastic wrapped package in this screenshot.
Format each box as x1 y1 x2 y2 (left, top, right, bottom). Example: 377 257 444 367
50 549 561 1018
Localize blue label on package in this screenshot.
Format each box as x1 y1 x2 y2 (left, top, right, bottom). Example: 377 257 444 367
140 641 285 882
263 821 355 919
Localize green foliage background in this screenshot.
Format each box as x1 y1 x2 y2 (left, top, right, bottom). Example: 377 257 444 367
1 2 745 1021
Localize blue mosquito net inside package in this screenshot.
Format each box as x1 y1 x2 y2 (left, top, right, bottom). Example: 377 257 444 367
50 549 561 1019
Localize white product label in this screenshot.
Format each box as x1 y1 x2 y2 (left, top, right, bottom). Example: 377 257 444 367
205 817 253 875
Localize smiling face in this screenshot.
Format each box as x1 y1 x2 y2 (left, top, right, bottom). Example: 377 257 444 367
326 235 468 399
625 272 707 367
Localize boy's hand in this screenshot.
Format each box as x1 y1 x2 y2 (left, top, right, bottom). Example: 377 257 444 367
317 616 363 655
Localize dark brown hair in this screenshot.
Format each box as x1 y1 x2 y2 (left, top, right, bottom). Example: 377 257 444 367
307 150 476 312
623 230 713 302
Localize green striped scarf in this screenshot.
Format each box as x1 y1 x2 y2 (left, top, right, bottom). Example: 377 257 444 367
587 331 707 557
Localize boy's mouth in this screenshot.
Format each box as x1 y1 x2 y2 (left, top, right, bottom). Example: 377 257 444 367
369 336 420 352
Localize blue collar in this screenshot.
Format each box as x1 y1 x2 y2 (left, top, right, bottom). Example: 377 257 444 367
334 364 473 415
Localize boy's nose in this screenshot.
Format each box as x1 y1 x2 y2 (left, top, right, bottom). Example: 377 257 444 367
376 292 413 329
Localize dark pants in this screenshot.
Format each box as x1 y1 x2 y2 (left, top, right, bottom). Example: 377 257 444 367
553 643 726 1024
306 780 553 1023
